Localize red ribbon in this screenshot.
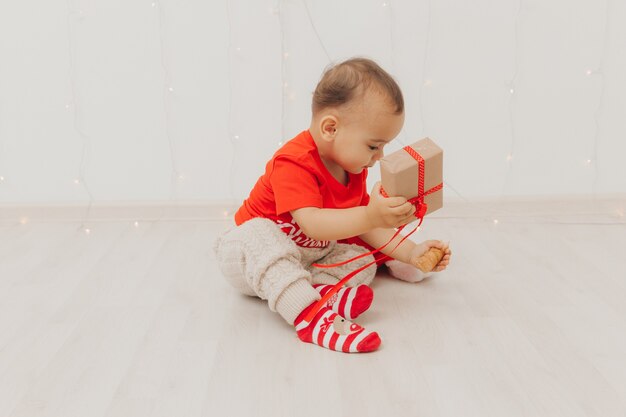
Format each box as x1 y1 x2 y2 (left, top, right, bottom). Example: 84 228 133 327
303 145 442 323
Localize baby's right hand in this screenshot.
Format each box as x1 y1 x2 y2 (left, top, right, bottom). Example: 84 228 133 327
366 182 416 229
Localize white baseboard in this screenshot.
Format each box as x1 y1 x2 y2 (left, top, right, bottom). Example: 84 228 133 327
0 200 241 223
0 194 624 223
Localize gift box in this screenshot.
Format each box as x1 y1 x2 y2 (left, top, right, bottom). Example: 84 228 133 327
379 137 443 216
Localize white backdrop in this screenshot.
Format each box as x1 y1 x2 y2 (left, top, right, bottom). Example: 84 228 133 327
0 0 624 206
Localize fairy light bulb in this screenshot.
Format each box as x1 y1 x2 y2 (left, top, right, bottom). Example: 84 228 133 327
84 227 91 235
506 154 513 161
73 179 80 184
134 221 140 228
493 219 499 225
0 176 5 182
19 217 28 225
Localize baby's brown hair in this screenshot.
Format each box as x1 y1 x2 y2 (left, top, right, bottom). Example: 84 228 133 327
312 57 404 116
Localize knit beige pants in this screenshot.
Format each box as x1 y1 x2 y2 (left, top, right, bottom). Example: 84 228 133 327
213 218 377 325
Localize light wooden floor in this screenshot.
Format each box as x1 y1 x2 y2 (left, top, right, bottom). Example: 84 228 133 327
1 207 626 417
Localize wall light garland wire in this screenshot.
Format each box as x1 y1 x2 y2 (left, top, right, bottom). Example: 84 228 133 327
225 0 239 212
589 0 610 195
302 0 332 63
152 0 188 225
154 0 181 206
418 0 433 139
500 0 522 197
278 0 288 144
382 1 408 148
66 0 94 234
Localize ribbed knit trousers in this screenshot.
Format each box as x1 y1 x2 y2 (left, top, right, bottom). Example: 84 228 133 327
213 218 377 325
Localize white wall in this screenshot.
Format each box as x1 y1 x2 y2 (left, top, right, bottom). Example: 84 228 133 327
0 0 624 205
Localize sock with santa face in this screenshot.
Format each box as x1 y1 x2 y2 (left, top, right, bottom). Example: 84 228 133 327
294 302 381 353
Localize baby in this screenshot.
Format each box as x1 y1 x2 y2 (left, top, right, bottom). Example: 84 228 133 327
214 57 451 353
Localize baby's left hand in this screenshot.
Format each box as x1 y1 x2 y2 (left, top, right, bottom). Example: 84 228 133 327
408 240 452 272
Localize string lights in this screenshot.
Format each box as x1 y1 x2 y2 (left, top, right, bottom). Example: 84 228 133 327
154 0 184 226
381 0 409 148
302 0 332 63
500 0 522 197
1 2 622 228
66 0 95 234
299 0 332 150
418 0 433 138
588 0 610 195
226 0 239 210
278 0 288 144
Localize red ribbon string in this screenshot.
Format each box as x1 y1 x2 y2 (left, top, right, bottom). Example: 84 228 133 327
303 145 442 323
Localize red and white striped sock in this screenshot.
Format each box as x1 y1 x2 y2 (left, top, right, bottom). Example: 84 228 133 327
294 302 381 353
312 284 373 320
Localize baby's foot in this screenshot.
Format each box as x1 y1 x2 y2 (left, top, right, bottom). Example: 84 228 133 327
294 303 381 353
312 283 373 320
385 259 433 283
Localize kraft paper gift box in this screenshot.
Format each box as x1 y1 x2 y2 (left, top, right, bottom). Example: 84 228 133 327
379 137 443 216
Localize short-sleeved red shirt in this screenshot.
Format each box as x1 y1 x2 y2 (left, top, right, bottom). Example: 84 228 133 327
235 130 370 248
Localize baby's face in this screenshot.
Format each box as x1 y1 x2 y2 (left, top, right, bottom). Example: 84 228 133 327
332 91 404 174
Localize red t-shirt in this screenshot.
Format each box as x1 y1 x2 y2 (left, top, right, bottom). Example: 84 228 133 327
235 130 370 248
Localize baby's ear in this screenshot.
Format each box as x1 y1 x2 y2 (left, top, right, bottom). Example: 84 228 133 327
320 115 338 141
